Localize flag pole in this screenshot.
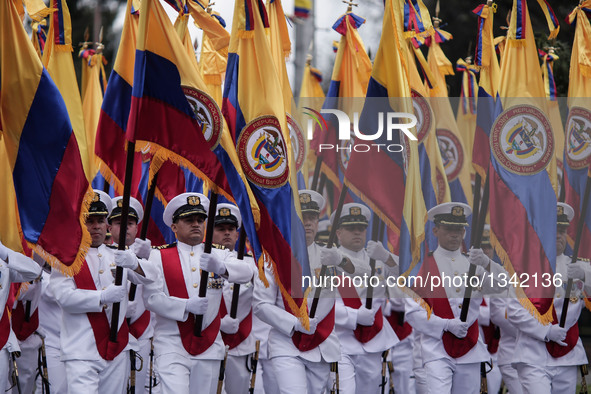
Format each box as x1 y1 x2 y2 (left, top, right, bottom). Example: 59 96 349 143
559 164 591 327
365 218 385 309
461 171 490 322
309 185 349 318
110 140 136 342
194 192 219 336
128 170 159 303
230 228 247 318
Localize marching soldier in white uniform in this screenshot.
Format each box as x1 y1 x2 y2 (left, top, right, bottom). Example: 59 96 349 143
508 202 590 394
405 202 507 394
142 193 253 394
331 202 399 394
0 241 42 392
253 189 341 394
108 195 153 393
214 203 258 393
49 190 154 394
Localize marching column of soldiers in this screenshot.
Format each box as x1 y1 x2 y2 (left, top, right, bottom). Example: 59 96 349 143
1 189 590 394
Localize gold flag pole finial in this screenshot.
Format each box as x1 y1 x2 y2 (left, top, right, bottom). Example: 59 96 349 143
342 0 358 13
79 26 92 49
433 0 442 28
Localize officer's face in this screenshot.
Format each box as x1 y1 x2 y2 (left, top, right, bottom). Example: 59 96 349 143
337 224 367 252
557 226 568 256
433 224 465 252
86 215 108 248
482 244 494 259
109 218 138 247
212 223 239 251
302 212 319 246
171 214 206 246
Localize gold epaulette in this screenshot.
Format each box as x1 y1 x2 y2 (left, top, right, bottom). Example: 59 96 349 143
105 244 129 250
212 243 227 250
156 242 177 250
315 241 327 247
580 257 590 262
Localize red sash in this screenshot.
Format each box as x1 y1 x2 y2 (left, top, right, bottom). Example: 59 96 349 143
417 255 479 358
161 247 220 356
386 311 412 341
292 305 335 351
545 305 579 358
73 261 129 361
129 310 151 340
219 296 253 350
0 305 9 350
339 283 383 343
11 301 39 341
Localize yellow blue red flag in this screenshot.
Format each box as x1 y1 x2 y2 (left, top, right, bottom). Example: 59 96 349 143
0 0 92 274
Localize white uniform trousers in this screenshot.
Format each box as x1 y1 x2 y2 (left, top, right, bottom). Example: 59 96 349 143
64 349 130 394
339 352 383 394
424 359 479 394
271 355 330 394
390 338 414 394
1 348 10 392
254 358 279 394
499 364 523 394
155 353 218 394
35 345 67 394
134 338 151 393
486 355 502 394
514 363 577 394
13 334 41 394
224 354 250 394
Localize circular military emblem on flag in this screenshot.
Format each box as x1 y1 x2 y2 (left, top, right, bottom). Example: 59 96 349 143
237 116 289 188
436 129 464 181
411 89 432 143
490 105 554 175
565 107 591 169
287 114 306 173
183 86 223 150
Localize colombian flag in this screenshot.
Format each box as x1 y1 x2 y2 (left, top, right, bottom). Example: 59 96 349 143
223 0 311 320
95 0 144 196
426 26 473 249
471 2 500 181
310 9 372 203
345 0 426 276
0 0 92 274
564 1 591 259
489 0 558 322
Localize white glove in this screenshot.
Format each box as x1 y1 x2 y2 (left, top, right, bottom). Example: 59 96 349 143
100 284 127 304
357 305 378 326
200 253 226 275
185 296 209 315
546 325 568 346
367 241 391 263
445 319 469 338
567 263 586 281
114 249 139 270
126 300 138 319
132 238 152 260
294 317 318 335
35 326 47 339
320 248 341 266
220 316 240 334
0 240 9 262
468 247 490 268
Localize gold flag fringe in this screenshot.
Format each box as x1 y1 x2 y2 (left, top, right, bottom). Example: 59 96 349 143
490 229 554 325
96 160 125 197
135 141 235 204
22 186 93 277
400 285 432 319
257 249 311 329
